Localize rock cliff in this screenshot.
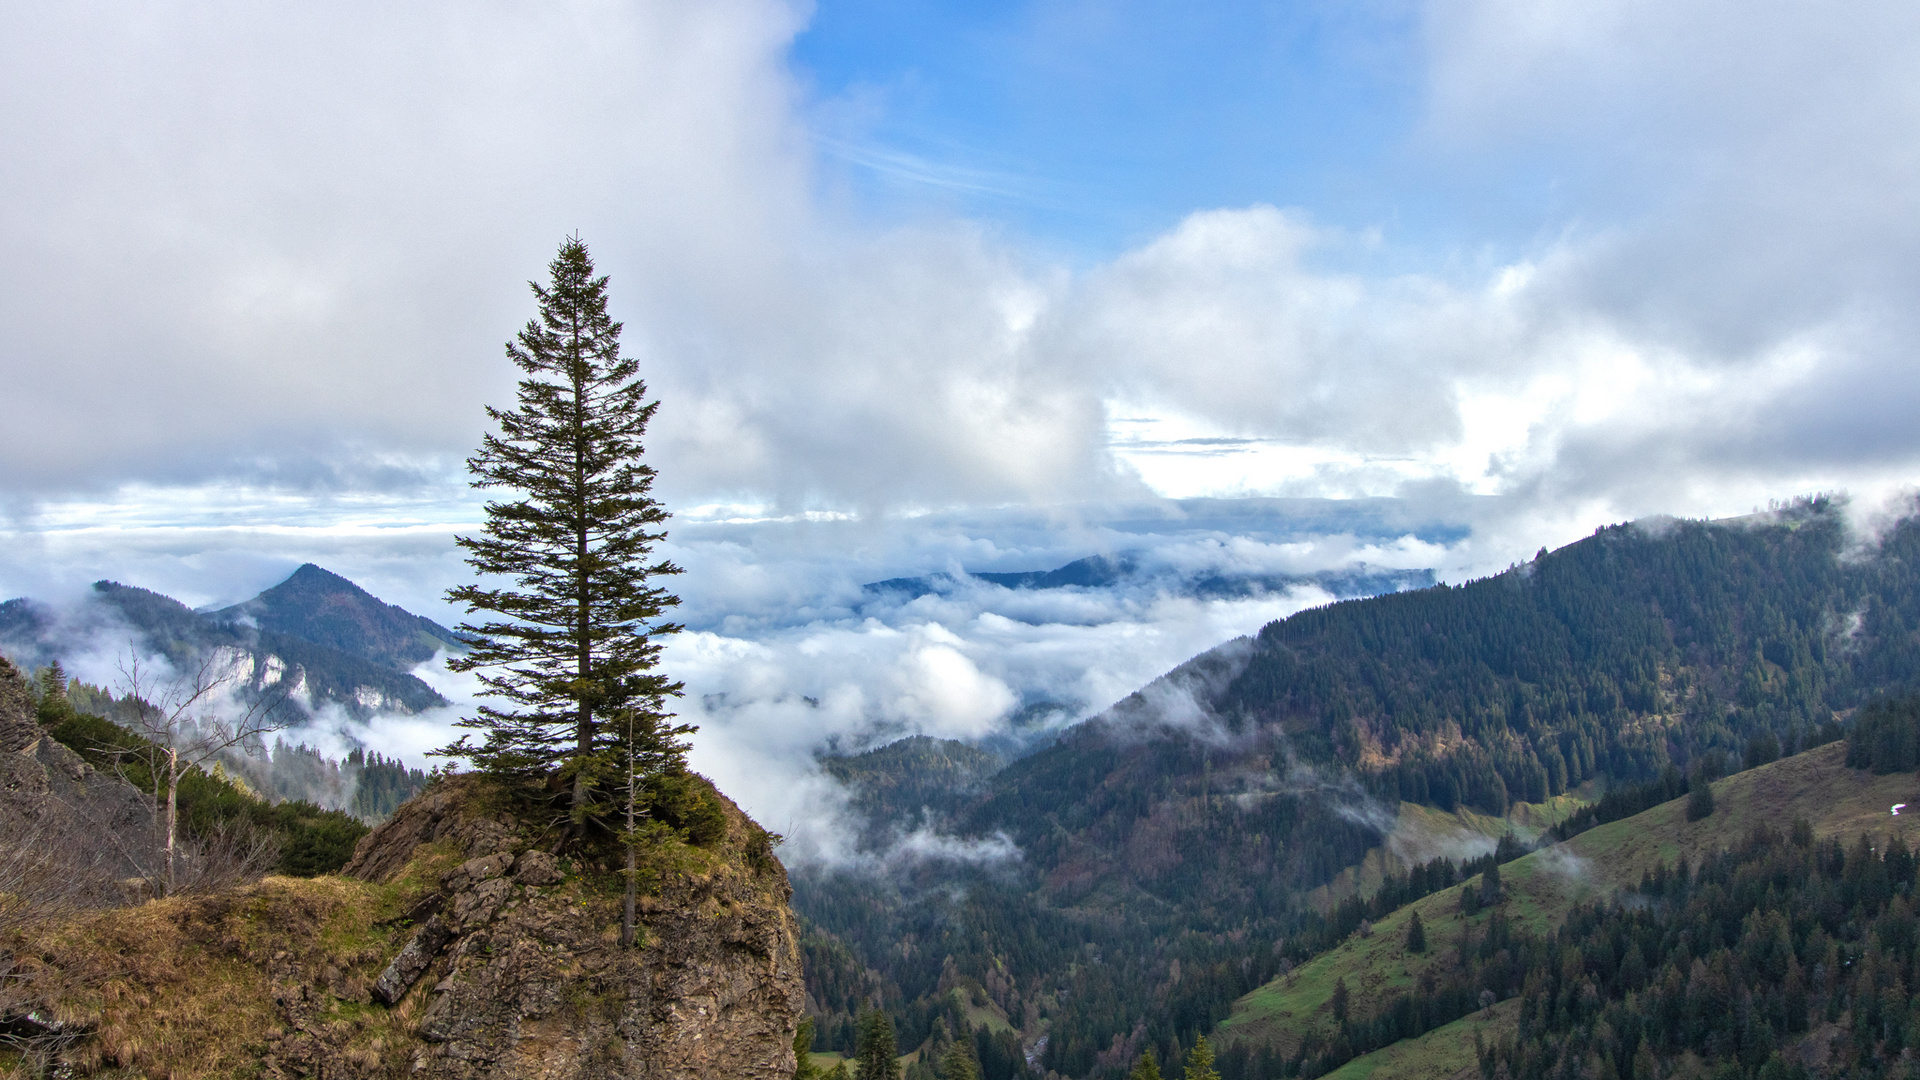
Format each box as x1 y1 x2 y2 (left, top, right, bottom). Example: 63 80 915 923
338 774 806 1079
2 762 805 1079
0 657 153 886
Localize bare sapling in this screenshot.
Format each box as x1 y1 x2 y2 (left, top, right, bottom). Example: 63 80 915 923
113 652 290 897
620 705 649 948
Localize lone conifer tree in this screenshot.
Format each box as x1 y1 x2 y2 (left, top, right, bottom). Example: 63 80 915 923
442 237 688 832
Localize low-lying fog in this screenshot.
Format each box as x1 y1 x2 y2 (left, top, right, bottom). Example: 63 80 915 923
2 495 1506 863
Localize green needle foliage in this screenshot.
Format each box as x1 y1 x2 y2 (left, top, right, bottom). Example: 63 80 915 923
440 237 689 828
793 1018 821 1080
937 1038 979 1080
854 1008 902 1080
1182 1035 1219 1080
1686 764 1718 821
1128 1048 1163 1080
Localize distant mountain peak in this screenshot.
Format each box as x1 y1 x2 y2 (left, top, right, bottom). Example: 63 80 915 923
214 564 465 673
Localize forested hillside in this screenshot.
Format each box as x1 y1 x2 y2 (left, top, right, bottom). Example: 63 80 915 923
795 499 1920 1079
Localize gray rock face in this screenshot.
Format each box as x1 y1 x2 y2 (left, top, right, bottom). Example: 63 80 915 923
0 657 154 885
0 659 37 752
340 774 805 1080
371 915 455 1006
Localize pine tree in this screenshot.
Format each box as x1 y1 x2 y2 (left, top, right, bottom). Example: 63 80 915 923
34 661 71 724
1331 976 1350 1024
1182 1035 1220 1080
1406 909 1427 953
1687 767 1716 821
937 1038 978 1080
794 1018 821 1080
854 1008 901 1080
1129 1048 1163 1080
441 237 689 835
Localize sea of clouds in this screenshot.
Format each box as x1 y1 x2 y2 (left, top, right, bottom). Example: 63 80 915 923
0 495 1485 865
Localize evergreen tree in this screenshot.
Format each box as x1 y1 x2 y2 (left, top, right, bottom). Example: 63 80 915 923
1687 767 1717 821
1479 860 1503 906
937 1037 978 1080
1182 1035 1220 1080
34 661 72 725
440 237 689 832
1406 909 1427 953
1331 977 1350 1024
1129 1048 1163 1080
794 1018 821 1080
854 1007 901 1080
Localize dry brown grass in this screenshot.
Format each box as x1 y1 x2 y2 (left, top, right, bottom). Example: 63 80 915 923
0 770 781 1079
4 874 413 1079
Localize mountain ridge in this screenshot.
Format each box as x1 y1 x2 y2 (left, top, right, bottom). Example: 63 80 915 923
862 554 1436 603
0 566 457 721
794 498 1920 1077
211 562 465 672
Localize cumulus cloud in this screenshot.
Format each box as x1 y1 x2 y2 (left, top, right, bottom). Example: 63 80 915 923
8 0 1920 866
9 0 1920 531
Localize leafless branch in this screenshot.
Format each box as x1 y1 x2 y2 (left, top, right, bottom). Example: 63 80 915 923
113 650 292 896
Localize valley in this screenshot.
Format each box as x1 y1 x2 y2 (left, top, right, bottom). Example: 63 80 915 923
11 499 1920 1079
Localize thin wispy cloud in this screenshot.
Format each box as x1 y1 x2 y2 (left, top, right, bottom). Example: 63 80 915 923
813 135 1061 204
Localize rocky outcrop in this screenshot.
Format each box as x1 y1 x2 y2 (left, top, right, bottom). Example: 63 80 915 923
4 766 804 1079
0 657 153 884
334 773 805 1079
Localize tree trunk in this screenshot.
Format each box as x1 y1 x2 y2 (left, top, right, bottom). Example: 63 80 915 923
571 340 593 837
622 825 636 947
621 714 637 947
165 745 178 897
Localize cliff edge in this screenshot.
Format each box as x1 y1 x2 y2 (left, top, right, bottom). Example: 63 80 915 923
2 768 805 1079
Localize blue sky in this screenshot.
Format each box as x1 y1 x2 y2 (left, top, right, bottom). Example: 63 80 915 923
9 0 1913 533
794 1 1437 259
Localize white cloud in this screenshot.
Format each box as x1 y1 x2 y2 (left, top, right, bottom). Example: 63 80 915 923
7 0 1920 534
8 0 1920 860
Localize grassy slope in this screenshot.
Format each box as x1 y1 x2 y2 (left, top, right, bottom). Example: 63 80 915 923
1319 1001 1518 1080
1305 791 1592 912
8 855 452 1077
1216 742 1918 1077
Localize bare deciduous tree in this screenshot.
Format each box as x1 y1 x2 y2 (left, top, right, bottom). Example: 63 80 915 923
114 653 290 897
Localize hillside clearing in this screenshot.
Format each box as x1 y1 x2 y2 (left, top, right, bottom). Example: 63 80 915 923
1218 742 1916 1056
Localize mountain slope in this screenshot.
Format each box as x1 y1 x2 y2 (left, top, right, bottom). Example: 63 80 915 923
91 579 449 715
820 735 1003 848
794 499 1920 1078
1213 738 1916 1075
863 554 1435 603
211 563 464 671
0 569 453 720
2 770 802 1079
